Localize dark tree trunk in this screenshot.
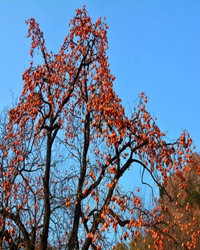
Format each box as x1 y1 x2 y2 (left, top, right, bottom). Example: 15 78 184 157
41 132 52 250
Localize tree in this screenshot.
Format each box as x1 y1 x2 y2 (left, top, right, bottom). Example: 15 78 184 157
0 5 197 250
115 242 128 250
119 153 200 250
151 153 200 250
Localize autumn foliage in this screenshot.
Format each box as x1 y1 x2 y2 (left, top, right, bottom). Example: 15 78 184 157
153 153 200 250
119 153 200 250
0 6 198 250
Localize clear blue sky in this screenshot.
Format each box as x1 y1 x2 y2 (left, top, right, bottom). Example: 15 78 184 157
1 1 200 195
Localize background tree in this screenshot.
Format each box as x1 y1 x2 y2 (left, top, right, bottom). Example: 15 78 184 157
0 6 197 250
152 153 200 250
115 242 128 250
119 153 200 250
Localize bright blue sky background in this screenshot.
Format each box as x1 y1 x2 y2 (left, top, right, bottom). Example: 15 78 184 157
1 1 200 198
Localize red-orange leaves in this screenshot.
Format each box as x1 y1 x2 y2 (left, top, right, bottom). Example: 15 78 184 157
109 166 117 174
65 198 71 207
85 204 89 212
133 196 141 208
88 170 96 181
